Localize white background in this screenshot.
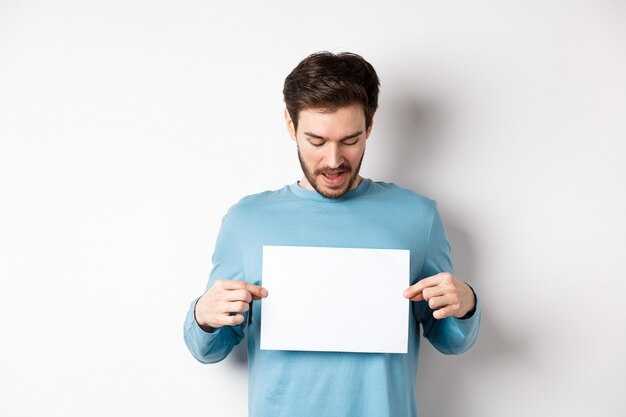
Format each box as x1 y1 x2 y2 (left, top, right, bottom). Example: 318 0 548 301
1 1 625 416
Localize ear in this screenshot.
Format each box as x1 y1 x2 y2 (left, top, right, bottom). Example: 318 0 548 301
284 108 297 141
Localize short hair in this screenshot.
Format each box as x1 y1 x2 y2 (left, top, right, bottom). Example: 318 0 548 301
283 51 380 132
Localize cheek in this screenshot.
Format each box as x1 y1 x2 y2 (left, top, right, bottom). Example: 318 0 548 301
346 146 365 163
298 148 322 168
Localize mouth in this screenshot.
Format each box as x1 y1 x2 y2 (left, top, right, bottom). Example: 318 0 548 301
320 171 347 187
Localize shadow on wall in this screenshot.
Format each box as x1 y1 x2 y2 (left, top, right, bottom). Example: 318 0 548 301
381 95 448 183
417 222 527 417
384 94 524 415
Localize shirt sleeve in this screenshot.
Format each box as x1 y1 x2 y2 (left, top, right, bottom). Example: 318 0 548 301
183 213 248 363
412 202 481 355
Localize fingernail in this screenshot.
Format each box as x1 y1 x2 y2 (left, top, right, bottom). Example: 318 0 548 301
262 288 268 297
402 289 409 297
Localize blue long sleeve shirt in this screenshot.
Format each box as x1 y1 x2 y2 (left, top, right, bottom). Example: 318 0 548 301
184 178 481 417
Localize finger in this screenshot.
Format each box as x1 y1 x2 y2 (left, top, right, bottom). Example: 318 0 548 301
433 307 453 320
217 280 268 299
218 301 249 315
220 279 251 290
421 285 448 302
408 293 424 302
427 294 453 310
403 275 442 299
222 313 245 326
223 289 253 303
246 283 268 300
225 301 250 314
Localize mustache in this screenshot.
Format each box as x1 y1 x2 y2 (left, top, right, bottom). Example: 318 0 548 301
315 164 352 176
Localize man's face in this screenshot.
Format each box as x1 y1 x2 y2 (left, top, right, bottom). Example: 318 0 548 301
285 103 372 199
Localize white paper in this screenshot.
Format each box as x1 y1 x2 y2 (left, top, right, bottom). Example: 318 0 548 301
260 245 410 353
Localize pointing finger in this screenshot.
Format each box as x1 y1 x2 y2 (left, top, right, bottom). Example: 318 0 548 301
246 283 268 300
403 275 442 299
224 289 253 303
216 280 268 299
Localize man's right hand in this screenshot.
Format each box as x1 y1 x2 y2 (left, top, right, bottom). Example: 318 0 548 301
194 279 268 332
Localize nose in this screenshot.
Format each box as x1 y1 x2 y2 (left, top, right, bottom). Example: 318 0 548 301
324 142 343 169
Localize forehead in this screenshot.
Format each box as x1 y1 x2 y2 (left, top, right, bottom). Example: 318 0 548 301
297 103 366 137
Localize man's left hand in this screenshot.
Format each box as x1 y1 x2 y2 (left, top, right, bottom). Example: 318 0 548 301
402 272 476 320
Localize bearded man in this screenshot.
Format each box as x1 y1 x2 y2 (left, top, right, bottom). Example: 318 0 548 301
184 51 480 417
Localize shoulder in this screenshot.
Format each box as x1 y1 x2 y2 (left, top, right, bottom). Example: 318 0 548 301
222 185 291 221
367 180 438 210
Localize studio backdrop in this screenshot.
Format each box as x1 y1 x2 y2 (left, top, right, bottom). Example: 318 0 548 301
1 1 625 416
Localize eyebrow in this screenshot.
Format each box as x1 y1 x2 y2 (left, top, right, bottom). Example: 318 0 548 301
304 131 363 141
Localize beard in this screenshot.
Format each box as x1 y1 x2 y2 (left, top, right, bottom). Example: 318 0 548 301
297 146 365 200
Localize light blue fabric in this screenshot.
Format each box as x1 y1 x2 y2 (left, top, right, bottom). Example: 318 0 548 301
184 178 481 417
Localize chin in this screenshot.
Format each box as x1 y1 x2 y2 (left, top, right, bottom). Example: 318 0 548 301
317 185 350 199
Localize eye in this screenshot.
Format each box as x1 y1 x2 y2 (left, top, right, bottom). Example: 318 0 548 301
342 138 359 146
309 139 325 147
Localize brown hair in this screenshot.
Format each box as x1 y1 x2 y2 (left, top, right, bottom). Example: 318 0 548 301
283 51 380 132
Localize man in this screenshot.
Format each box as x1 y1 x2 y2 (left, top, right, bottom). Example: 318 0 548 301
184 51 480 417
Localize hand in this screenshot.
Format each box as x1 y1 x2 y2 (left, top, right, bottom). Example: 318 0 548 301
195 279 268 330
402 272 475 320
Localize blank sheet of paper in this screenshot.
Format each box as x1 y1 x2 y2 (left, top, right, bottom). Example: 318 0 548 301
260 245 410 353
